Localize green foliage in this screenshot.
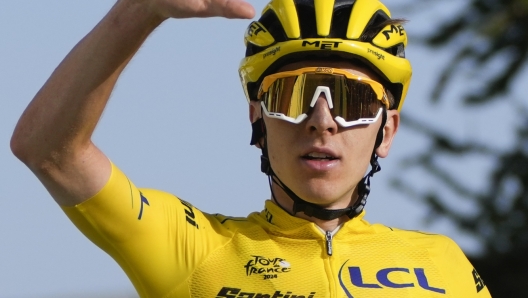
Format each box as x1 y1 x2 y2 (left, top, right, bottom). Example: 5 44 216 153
393 0 528 296
426 0 528 104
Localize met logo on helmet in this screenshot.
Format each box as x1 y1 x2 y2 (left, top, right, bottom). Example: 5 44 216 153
338 261 446 296
248 21 267 37
302 40 342 50
382 24 406 40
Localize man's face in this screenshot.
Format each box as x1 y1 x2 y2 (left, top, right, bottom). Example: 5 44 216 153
250 60 399 210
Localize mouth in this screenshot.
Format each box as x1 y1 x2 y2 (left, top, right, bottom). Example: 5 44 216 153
302 152 339 161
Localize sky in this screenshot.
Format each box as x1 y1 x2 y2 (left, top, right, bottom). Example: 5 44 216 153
1 0 523 297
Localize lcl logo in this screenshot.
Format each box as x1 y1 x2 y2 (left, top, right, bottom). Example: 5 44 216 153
339 262 446 295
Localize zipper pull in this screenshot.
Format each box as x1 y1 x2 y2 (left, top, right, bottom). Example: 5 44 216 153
325 230 333 256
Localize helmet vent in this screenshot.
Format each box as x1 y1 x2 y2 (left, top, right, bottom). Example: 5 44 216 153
294 0 317 38
245 43 267 57
334 0 355 7
294 0 356 39
359 10 391 42
391 43 405 58
260 9 288 43
329 4 354 39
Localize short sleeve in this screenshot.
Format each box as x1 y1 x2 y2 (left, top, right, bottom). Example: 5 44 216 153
61 163 228 297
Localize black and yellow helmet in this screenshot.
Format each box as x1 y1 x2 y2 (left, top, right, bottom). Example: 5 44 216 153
239 0 412 111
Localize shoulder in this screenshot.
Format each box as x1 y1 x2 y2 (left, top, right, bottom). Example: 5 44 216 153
204 212 265 235
382 226 461 254
373 226 470 268
366 223 470 265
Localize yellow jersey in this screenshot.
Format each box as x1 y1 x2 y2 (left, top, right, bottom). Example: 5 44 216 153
62 163 491 298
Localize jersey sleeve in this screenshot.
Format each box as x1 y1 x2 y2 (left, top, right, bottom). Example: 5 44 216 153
433 236 492 297
61 162 229 298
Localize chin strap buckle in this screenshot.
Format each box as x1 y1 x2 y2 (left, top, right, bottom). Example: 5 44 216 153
260 155 273 176
351 154 381 216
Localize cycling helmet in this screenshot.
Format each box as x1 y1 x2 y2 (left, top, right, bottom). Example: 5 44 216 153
239 0 412 111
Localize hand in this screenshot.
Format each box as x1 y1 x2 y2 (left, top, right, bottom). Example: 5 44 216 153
148 0 256 20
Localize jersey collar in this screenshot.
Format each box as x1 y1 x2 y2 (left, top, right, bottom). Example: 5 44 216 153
251 200 375 240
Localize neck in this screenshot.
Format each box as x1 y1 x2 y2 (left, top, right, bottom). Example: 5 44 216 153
270 181 356 231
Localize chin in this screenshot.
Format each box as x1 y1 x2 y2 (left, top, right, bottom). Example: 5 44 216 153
294 183 353 209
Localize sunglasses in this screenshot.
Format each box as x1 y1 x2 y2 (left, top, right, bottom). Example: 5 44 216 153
258 67 389 127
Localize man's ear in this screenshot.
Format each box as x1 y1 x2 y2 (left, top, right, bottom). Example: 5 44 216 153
249 100 262 123
375 110 399 158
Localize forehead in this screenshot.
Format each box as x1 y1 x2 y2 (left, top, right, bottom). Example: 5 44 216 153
277 60 381 82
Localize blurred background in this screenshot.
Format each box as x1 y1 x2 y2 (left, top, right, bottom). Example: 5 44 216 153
1 0 526 297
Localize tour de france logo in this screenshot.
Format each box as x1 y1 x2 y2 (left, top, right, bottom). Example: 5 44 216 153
244 255 291 280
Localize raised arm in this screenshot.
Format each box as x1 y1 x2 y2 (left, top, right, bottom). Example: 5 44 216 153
10 0 254 206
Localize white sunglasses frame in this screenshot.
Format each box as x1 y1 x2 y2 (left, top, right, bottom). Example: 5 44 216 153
261 86 384 128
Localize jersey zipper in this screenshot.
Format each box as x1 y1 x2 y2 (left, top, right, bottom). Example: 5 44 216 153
325 230 333 256
317 226 340 256
317 226 341 297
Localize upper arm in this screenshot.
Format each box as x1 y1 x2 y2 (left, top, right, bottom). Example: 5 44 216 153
29 143 111 206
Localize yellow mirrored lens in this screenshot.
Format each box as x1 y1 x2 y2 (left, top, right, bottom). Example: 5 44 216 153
333 79 382 122
265 76 295 117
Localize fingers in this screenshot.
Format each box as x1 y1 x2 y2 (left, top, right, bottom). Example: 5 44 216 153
219 0 255 19
158 0 255 20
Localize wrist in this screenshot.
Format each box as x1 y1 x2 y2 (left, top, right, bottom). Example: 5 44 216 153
114 0 167 30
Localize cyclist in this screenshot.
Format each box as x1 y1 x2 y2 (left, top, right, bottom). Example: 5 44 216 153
11 0 491 297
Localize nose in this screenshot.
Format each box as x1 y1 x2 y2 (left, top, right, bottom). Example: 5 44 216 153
305 93 338 134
